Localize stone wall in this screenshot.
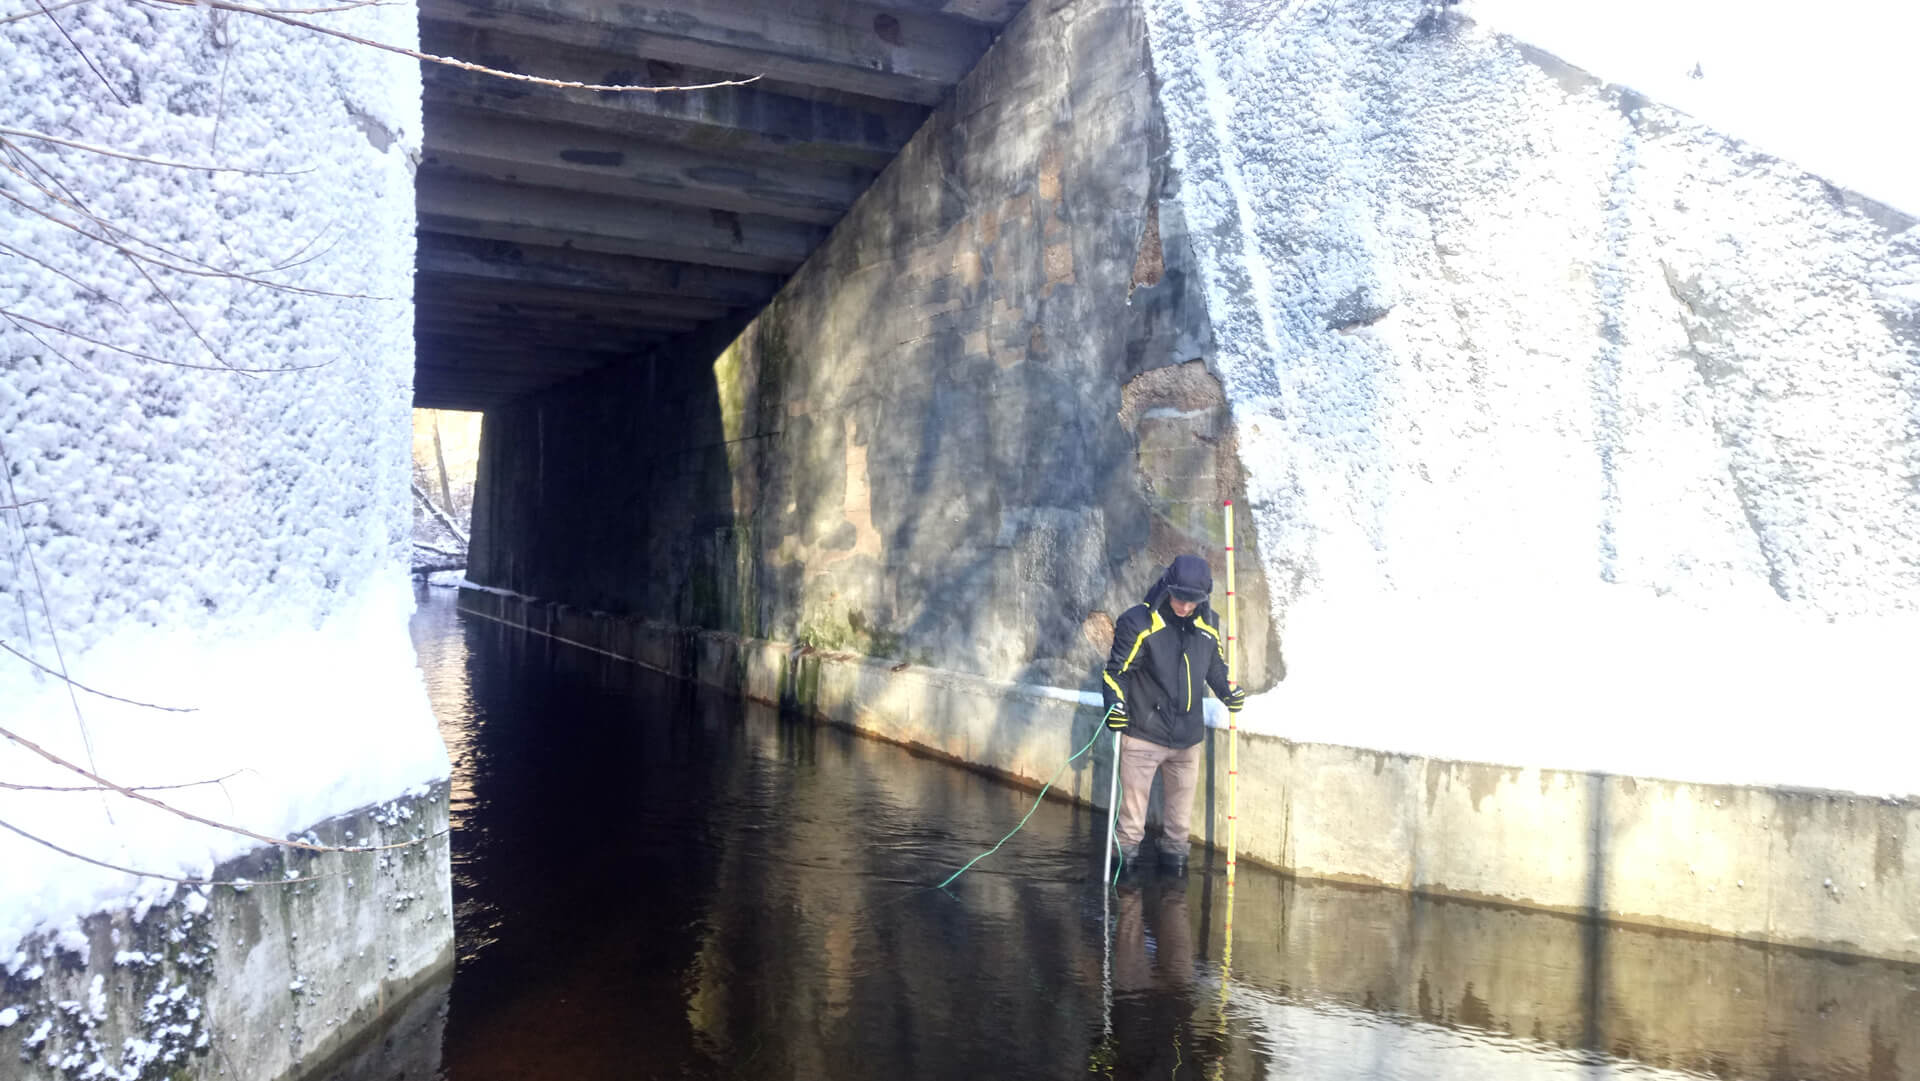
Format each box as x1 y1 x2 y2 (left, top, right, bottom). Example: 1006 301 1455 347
468 0 1284 695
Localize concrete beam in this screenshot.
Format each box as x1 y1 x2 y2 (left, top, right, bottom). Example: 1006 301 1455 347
415 314 693 351
418 289 714 329
419 0 994 104
423 103 869 225
417 174 825 273
862 0 1023 26
418 273 736 322
416 232 781 306
419 25 924 170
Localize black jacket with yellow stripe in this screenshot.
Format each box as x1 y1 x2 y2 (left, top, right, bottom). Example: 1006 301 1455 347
1101 581 1232 750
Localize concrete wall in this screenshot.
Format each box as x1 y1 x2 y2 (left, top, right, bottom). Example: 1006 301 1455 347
460 587 1920 964
1 1 452 1075
0 788 452 1081
468 0 1285 694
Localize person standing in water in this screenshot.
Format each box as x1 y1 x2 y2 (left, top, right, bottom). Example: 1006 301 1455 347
1100 554 1244 873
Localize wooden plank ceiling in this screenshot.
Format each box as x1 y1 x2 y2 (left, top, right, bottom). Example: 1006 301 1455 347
413 0 1024 411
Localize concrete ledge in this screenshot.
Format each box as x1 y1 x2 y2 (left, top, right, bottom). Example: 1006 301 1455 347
457 587 1920 964
1 785 453 1081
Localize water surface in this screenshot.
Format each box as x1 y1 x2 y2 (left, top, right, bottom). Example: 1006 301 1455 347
334 590 1920 1081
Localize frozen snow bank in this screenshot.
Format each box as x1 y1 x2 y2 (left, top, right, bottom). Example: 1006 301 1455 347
1145 0 1920 795
0 0 444 952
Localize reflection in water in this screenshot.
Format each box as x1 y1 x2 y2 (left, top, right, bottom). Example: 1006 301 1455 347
353 589 1920 1081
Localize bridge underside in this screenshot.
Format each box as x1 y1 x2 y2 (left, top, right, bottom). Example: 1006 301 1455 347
413 0 1023 410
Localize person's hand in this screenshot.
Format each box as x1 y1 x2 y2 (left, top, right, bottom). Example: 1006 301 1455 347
1222 687 1246 714
1106 700 1129 730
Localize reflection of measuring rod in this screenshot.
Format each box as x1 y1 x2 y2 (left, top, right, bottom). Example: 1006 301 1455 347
1212 500 1243 1076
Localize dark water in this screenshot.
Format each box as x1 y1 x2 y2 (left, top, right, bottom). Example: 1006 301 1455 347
332 589 1920 1081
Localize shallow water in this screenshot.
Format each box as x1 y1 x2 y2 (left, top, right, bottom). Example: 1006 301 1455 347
332 589 1920 1081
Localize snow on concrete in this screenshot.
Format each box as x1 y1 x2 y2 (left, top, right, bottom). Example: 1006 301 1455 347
0 1 446 954
1144 0 1920 795
1466 0 1920 218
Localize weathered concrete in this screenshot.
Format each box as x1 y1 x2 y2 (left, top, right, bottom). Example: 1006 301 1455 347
0 788 453 1081
460 586 1920 964
469 0 1286 697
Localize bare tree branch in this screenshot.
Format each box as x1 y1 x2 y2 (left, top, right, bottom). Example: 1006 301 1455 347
2 307 329 373
140 0 763 94
0 310 94 371
0 238 125 309
0 0 90 26
0 125 311 175
121 250 259 379
0 816 355 887
0 720 440 854
0 638 198 712
1 770 244 792
0 431 104 806
412 481 469 546
0 498 46 511
33 0 125 107
0 184 386 299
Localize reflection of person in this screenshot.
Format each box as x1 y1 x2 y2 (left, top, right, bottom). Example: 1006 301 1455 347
1095 879 1200 1079
1100 555 1244 873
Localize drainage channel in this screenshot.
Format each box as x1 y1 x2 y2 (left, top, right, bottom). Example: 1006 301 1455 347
320 588 1919 1081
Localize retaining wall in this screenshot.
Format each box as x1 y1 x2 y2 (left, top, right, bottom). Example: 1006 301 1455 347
0 787 453 1081
459 587 1920 965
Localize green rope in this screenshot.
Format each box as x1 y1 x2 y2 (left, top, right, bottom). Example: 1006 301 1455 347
934 709 1116 891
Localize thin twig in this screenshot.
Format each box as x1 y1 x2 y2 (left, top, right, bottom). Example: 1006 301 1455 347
0 431 105 816
0 499 47 512
122 251 259 379
0 639 198 712
1 307 329 373
0 185 383 299
1 770 244 793
34 0 125 107
0 239 125 310
0 817 351 887
0 721 437 854
0 0 89 25
144 0 764 94
0 126 311 175
1 311 94 372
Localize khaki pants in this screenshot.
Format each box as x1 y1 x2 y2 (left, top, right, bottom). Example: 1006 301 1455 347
1115 734 1202 851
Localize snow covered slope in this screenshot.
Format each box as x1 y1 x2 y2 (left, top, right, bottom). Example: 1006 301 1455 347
0 2 447 956
1144 0 1920 795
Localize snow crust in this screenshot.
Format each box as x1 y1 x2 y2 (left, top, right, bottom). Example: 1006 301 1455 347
1143 0 1920 796
1466 0 1920 217
1 1 445 952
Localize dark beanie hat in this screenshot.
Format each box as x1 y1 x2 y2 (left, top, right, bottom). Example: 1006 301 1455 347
1165 554 1212 602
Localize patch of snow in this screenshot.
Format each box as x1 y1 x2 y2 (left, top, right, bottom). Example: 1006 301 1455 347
0 1006 18 1027
0 0 444 956
1464 0 1920 216
1144 0 1920 796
